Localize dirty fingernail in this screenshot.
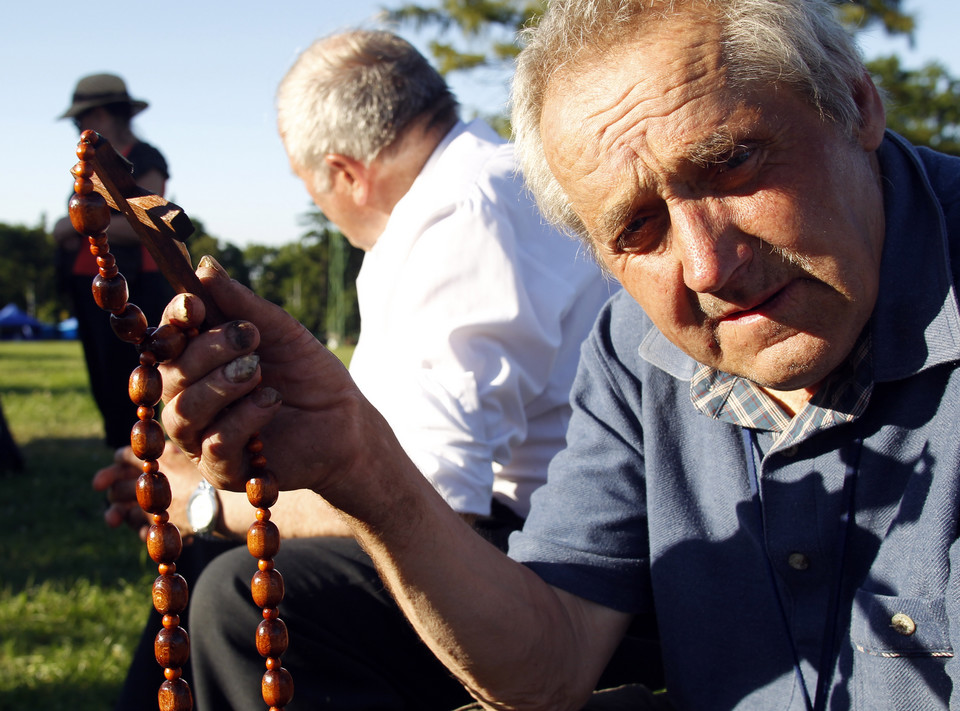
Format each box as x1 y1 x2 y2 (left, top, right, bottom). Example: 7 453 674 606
226 320 257 350
198 254 229 277
224 354 259 383
252 387 281 408
168 293 198 327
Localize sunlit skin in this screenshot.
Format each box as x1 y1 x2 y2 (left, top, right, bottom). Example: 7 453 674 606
541 13 887 413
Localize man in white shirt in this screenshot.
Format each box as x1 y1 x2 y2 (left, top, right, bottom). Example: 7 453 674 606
97 29 618 710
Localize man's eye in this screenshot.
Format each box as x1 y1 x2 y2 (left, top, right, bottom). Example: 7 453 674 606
616 216 654 253
719 146 755 173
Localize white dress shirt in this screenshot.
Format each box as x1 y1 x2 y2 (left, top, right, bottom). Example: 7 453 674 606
349 120 614 518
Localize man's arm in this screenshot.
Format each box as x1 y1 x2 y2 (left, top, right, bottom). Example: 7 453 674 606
337 461 634 709
159 258 632 708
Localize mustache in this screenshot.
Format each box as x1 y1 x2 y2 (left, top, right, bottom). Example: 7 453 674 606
695 242 812 321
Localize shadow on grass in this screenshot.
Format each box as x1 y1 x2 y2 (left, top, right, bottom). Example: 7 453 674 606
1 436 149 589
1 435 155 711
0 382 96 398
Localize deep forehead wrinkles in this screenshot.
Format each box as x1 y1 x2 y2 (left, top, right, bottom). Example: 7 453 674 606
542 15 729 236
594 31 724 173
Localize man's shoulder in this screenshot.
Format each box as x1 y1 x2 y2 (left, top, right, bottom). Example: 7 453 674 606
915 145 960 227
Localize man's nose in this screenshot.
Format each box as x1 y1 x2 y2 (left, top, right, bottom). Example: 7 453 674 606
670 201 751 293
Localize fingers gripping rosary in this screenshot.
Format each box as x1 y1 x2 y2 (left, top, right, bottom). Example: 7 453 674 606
68 130 293 710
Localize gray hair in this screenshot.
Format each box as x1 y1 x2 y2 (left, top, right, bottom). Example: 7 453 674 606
277 29 459 192
512 0 866 241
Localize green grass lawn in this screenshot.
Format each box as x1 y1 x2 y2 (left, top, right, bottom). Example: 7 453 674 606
0 339 354 709
0 340 152 710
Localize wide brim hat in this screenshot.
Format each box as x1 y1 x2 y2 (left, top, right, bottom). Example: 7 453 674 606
58 73 148 119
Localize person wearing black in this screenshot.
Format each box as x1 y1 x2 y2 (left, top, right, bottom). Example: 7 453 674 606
53 73 174 448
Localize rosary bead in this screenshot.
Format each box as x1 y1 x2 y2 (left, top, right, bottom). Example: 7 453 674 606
73 178 94 195
76 133 96 160
258 559 275 572
250 568 285 609
111 303 149 344
140 350 158 367
138 405 156 420
153 511 170 525
87 232 109 253
249 453 268 469
143 459 160 474
158 563 176 576
153 572 189 615
262 607 280 620
255 618 289 658
96 252 117 271
247 519 281 560
155 625 190 668
137 471 173 513
261 667 294 708
68 191 110 234
129 364 163 406
92 272 129 312
158 677 193 711
131 418 166 460
147 521 184 564
71 160 94 179
164 667 183 681
247 472 279 509
145 323 188 362
162 614 181 628
247 437 264 454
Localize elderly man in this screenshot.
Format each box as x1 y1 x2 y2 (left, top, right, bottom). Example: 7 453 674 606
155 0 960 709
98 29 615 711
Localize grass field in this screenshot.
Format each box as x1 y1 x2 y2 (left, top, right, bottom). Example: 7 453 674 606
0 338 353 710
0 340 152 710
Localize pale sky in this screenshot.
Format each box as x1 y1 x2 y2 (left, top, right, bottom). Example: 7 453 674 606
1 0 957 248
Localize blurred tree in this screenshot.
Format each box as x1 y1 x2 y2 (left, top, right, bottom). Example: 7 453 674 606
867 56 960 155
836 0 914 36
0 221 63 323
243 209 363 341
185 218 252 287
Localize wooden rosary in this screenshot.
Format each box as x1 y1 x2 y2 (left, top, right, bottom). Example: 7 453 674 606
68 130 294 711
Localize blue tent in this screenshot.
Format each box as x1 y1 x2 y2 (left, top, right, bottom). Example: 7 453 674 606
0 303 48 339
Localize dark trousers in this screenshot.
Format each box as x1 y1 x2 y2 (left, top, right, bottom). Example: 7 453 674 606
67 255 172 448
191 536 475 711
116 503 663 710
113 537 241 709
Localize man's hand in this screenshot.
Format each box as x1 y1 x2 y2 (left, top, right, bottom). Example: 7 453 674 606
158 256 393 504
92 442 200 540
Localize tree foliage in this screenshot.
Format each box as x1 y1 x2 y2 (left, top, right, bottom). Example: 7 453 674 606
387 0 545 74
867 56 960 155
0 222 63 324
0 211 365 344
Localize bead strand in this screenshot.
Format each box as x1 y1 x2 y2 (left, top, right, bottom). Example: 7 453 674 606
69 132 193 711
246 436 294 710
70 129 294 710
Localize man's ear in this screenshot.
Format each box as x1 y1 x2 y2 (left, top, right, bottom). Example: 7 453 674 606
324 153 371 206
853 71 886 152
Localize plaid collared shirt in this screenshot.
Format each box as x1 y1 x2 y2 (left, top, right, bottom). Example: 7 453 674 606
689 332 874 444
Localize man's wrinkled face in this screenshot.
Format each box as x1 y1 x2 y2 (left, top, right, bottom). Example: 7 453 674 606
540 14 886 400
